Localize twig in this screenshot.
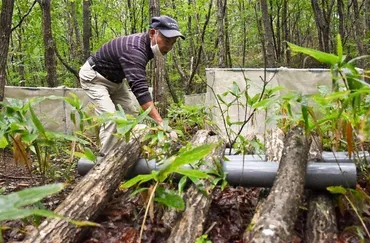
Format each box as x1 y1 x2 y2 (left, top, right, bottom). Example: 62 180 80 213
0 173 32 180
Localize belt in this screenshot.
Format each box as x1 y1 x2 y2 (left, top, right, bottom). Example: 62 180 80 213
87 56 122 83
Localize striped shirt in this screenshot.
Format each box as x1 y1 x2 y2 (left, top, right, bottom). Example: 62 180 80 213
91 32 154 105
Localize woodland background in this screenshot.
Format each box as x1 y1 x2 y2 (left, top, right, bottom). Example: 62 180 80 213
0 0 369 113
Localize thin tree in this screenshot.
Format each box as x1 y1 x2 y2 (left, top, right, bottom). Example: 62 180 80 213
83 0 91 60
352 0 366 68
282 0 290 66
310 0 334 53
149 0 167 116
38 0 57 87
0 0 15 102
217 0 226 68
260 0 276 67
366 0 370 70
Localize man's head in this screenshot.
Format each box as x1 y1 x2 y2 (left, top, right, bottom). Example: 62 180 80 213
149 16 184 56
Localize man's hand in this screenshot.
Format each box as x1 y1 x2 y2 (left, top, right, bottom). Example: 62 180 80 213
159 121 178 140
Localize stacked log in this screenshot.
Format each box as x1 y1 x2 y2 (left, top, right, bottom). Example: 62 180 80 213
306 135 338 242
24 126 148 243
244 126 311 242
166 130 226 243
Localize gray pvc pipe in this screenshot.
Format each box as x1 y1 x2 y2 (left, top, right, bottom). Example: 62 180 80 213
224 151 369 163
128 158 357 189
78 155 357 189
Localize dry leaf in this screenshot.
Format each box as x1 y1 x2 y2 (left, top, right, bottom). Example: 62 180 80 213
12 134 31 170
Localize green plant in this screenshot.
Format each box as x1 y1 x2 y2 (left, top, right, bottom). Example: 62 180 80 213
205 74 280 156
328 186 370 241
195 234 212 243
0 97 90 181
167 103 213 139
0 183 98 242
121 142 218 242
288 34 370 154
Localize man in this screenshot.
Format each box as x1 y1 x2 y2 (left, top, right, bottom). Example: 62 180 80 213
79 15 184 157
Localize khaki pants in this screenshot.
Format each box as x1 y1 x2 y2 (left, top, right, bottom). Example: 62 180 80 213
79 61 138 156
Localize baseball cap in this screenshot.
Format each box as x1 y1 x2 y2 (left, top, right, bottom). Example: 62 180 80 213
150 16 185 40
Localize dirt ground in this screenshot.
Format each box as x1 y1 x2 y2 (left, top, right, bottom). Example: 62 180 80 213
1 148 369 243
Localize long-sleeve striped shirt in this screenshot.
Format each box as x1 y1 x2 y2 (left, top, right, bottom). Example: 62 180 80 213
91 32 154 105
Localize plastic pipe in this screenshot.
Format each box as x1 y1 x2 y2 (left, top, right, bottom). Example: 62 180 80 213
128 158 357 189
224 151 369 163
78 155 358 189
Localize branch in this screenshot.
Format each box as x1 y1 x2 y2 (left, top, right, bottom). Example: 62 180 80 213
55 48 79 81
11 1 37 32
185 0 213 94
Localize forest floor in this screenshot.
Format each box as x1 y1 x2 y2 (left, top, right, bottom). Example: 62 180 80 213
1 149 369 243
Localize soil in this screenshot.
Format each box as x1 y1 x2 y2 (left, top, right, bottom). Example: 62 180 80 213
1 148 370 243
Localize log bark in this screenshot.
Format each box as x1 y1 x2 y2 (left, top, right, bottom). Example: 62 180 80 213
244 126 311 242
24 127 148 243
166 130 226 243
305 192 338 242
306 134 338 242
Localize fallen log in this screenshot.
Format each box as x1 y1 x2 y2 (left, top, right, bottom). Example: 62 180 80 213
305 192 338 242
306 134 338 242
24 126 148 243
244 126 311 242
166 130 226 243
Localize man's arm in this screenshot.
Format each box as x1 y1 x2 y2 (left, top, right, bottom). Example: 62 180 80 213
141 101 163 125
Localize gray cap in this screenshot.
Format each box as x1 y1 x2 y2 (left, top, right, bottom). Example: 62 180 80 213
150 16 185 40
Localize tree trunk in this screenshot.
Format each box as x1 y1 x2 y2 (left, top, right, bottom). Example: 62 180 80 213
38 0 58 87
282 0 290 66
310 0 333 53
24 128 148 243
166 130 226 243
185 0 213 94
260 0 276 67
244 126 311 242
217 0 226 67
83 0 91 60
127 0 137 34
69 1 83 65
337 0 345 41
366 0 370 71
352 0 366 68
0 0 15 102
149 0 167 117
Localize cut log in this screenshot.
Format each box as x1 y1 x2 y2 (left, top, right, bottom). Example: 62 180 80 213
24 126 148 243
265 128 285 162
305 192 338 242
166 130 226 243
306 134 338 242
244 126 311 242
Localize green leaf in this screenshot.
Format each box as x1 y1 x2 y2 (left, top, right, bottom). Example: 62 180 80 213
21 133 38 144
154 187 185 210
327 186 347 195
0 183 64 212
0 208 39 221
288 42 339 65
176 169 210 179
336 34 343 62
159 144 216 181
178 176 187 195
84 147 96 162
0 136 8 149
28 105 47 138
120 173 156 189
